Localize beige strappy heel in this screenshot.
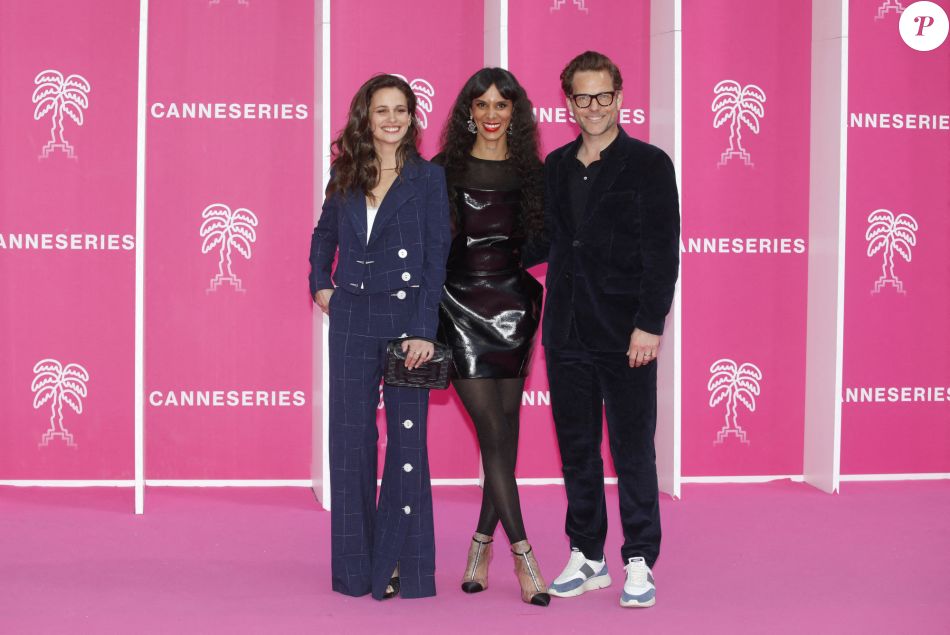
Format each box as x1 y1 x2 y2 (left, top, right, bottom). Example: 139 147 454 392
511 540 551 606
461 532 493 593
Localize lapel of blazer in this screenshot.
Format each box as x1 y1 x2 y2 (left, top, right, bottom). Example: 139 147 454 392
366 159 421 247
343 190 369 247
556 136 582 233
580 127 629 228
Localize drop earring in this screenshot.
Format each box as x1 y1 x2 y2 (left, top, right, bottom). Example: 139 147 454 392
507 123 513 136
467 117 477 134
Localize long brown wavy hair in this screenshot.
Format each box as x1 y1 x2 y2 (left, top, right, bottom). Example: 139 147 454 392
327 74 420 200
438 67 543 237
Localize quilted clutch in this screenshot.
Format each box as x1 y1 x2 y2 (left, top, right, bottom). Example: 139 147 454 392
384 337 451 390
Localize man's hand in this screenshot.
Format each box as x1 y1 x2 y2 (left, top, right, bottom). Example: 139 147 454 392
314 288 334 314
627 328 661 368
401 339 434 370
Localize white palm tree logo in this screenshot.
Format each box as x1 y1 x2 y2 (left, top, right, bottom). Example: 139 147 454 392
201 203 259 293
712 80 766 167
550 0 589 13
32 70 91 160
875 0 905 20
392 74 435 129
867 209 918 295
708 358 762 445
31 359 89 447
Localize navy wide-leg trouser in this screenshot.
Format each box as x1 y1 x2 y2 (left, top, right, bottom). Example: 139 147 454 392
545 336 661 568
327 288 436 599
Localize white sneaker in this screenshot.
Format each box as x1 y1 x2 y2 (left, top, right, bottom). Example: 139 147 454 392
620 557 655 608
547 548 612 597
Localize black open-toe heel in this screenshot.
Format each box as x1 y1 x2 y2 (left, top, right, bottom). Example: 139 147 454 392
383 565 400 599
383 577 400 599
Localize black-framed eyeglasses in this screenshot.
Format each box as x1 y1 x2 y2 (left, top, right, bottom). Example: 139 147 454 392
570 91 617 108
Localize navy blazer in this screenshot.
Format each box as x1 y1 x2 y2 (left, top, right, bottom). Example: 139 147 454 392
309 158 451 340
540 127 680 351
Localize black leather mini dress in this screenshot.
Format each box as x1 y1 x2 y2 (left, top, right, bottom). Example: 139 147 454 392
437 157 543 379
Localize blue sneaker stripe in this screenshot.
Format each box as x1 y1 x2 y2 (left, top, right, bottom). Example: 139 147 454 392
621 588 656 603
550 563 609 592
549 577 585 592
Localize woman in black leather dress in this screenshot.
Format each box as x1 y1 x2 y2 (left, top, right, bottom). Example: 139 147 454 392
434 67 548 606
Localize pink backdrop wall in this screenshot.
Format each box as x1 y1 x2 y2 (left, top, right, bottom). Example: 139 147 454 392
508 0 651 479
144 0 314 478
330 0 486 479
842 0 950 474
0 0 139 479
681 0 812 476
4 0 947 484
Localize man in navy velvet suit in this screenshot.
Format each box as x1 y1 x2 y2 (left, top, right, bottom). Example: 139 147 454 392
540 52 680 608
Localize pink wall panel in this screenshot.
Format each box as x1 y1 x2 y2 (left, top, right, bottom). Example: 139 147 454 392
842 0 950 474
681 0 811 476
6 0 944 485
508 0 651 479
330 0 485 479
145 0 314 478
509 0 651 156
0 0 139 479
329 0 484 160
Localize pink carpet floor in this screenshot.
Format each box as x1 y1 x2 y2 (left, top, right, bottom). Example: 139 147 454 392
1 481 948 634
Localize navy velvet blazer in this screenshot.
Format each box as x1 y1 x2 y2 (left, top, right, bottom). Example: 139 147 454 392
309 158 451 340
539 128 680 351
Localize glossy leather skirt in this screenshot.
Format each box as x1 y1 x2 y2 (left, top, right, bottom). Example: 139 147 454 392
439 269 543 379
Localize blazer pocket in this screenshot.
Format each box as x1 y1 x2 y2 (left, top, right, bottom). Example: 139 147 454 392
602 276 639 295
601 190 637 204
597 191 638 222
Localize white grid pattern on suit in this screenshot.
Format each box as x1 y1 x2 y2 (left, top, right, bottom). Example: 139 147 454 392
328 288 433 596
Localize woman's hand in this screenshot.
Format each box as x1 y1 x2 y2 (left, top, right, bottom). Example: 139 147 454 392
401 338 434 369
314 288 334 314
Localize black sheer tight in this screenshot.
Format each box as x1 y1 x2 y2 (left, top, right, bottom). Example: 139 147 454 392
453 377 527 544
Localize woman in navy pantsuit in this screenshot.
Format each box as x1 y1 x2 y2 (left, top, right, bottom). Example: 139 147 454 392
309 74 451 600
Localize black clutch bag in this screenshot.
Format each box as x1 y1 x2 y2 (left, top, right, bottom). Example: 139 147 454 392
384 337 451 390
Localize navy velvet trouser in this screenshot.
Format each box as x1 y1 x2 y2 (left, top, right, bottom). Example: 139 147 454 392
327 288 436 599
545 336 661 568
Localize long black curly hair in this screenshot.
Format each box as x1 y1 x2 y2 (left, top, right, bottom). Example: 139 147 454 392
438 68 543 237
328 74 420 201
